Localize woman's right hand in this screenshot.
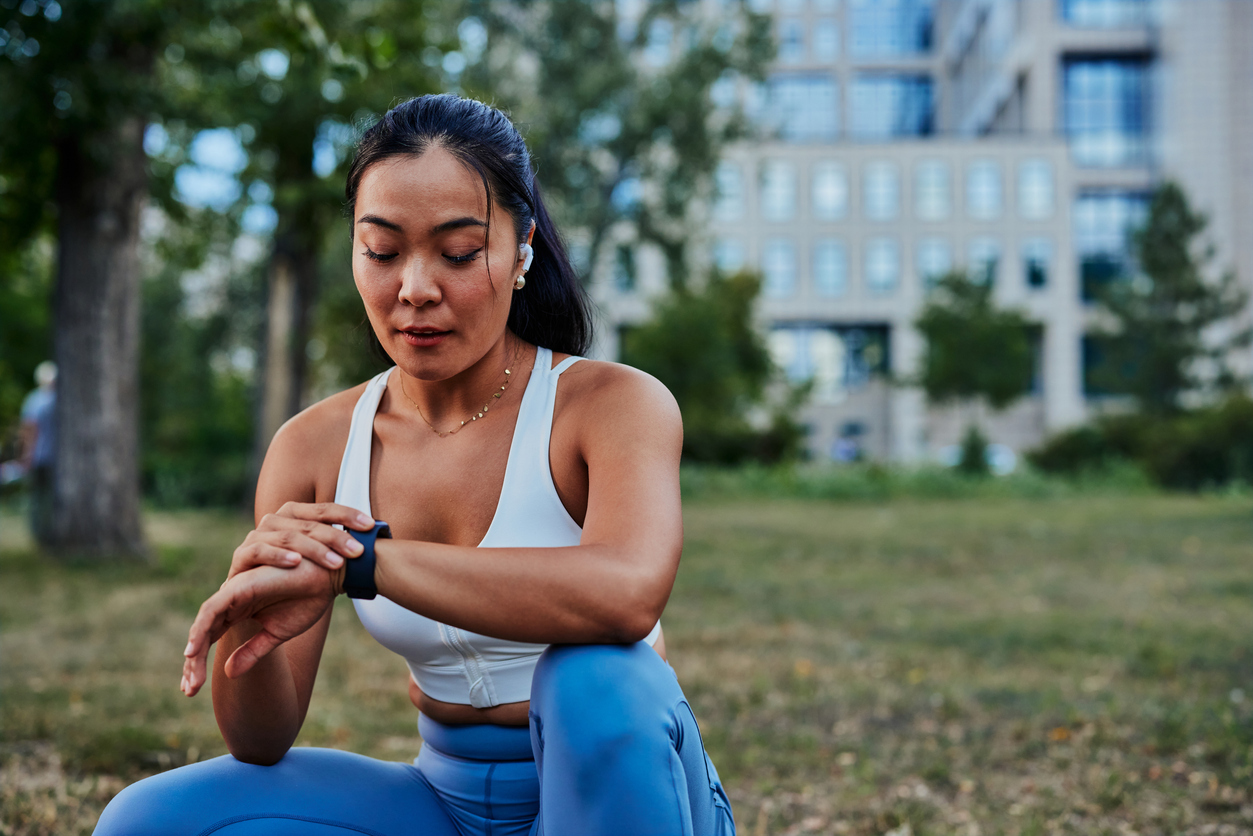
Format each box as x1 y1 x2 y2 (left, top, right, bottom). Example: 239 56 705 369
226 501 377 580
182 556 342 697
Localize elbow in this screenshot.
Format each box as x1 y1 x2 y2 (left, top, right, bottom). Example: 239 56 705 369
225 741 289 767
601 580 668 644
612 613 661 644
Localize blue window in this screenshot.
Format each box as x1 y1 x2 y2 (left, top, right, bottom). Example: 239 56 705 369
813 239 848 297
849 0 933 57
1022 238 1052 289
1061 0 1150 27
1064 58 1150 167
850 75 934 138
916 237 952 290
713 238 746 274
778 18 806 64
763 238 799 297
763 74 839 142
1074 191 1148 300
768 325 889 402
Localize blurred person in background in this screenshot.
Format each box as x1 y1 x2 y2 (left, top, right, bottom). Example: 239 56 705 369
19 360 56 544
94 95 733 836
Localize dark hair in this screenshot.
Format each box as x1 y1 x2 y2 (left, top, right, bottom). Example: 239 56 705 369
345 94 593 357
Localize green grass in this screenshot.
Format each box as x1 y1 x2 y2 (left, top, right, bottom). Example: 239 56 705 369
3 491 1253 835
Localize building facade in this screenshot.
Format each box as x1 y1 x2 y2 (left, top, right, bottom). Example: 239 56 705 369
592 0 1253 463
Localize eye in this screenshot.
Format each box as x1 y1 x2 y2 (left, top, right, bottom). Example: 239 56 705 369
445 248 483 266
361 246 397 263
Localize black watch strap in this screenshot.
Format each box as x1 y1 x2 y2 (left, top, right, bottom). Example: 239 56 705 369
343 521 390 599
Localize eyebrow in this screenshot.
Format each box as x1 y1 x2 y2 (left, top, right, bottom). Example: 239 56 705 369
430 216 486 234
354 215 487 235
356 214 403 231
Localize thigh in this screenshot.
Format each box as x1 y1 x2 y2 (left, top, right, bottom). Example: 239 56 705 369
94 747 462 836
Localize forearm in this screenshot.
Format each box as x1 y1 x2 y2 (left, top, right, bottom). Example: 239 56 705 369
373 540 672 644
211 621 304 764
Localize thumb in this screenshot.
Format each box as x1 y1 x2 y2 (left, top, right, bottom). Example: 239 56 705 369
223 629 285 679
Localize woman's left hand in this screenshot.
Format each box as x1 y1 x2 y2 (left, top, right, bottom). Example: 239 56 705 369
225 501 375 580
181 558 341 697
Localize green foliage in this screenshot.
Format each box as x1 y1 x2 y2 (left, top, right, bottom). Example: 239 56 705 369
678 461 1153 502
139 212 263 507
957 425 990 477
621 271 805 464
914 272 1034 409
460 0 773 287
312 231 393 391
1090 181 1249 414
1029 395 1253 490
0 236 52 443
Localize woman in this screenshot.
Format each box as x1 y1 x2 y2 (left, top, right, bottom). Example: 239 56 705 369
94 94 734 836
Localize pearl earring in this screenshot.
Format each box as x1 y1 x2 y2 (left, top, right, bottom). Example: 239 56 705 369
515 243 533 291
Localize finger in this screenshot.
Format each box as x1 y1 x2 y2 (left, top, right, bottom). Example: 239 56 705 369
183 587 242 695
273 501 376 531
249 529 352 570
223 629 285 679
230 544 302 578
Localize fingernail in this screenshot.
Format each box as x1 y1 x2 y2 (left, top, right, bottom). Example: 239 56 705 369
346 539 364 555
286 551 301 564
326 552 343 567
184 642 195 657
357 513 373 528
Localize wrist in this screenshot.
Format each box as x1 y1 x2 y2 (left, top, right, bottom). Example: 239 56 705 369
343 521 390 599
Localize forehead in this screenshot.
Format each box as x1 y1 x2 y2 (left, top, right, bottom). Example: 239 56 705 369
355 146 492 226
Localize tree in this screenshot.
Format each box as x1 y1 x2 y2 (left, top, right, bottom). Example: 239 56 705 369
0 0 204 557
1090 181 1248 415
458 0 773 289
621 271 805 464
914 273 1035 471
155 3 441 489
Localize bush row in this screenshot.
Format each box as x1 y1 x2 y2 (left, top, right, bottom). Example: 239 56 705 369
1027 396 1253 491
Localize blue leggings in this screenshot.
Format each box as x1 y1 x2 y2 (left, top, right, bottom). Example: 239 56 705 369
94 643 735 835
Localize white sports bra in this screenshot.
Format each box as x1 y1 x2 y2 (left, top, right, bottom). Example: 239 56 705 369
333 346 660 708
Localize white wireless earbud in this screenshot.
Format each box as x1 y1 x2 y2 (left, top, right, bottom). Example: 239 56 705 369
519 243 534 272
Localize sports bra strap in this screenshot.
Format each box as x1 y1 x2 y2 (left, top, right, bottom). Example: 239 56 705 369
551 355 582 376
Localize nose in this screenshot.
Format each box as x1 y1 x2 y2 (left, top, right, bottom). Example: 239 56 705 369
397 256 441 308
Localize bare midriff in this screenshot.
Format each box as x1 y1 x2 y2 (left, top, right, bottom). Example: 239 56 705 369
405 634 666 727
408 676 531 726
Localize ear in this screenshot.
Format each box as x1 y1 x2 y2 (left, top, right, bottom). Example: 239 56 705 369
519 218 537 271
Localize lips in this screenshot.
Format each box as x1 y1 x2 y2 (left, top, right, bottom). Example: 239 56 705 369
399 327 451 347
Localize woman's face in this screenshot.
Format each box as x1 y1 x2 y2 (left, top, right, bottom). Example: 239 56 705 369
352 147 526 382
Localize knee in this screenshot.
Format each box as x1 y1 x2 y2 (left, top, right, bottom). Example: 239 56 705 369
531 643 679 752
94 770 182 836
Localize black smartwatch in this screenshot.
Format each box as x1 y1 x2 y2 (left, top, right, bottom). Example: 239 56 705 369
343 521 391 600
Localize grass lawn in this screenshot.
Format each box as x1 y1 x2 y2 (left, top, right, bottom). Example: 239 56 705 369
2 492 1252 835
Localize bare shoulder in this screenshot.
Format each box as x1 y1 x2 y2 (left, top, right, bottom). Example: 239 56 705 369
258 380 375 508
553 357 681 442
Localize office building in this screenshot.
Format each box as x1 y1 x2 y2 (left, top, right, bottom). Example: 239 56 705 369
592 0 1253 462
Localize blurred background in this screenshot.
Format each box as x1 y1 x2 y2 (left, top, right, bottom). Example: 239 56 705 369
2 1 1253 834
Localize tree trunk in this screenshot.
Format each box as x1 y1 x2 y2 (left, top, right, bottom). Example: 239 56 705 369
48 117 148 559
250 226 319 489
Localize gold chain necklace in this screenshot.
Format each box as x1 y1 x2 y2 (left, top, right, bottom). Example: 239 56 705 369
397 347 517 438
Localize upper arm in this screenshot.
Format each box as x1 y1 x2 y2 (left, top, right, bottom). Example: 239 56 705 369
569 364 684 625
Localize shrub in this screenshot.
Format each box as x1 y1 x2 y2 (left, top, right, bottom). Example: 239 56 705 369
1028 396 1253 490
